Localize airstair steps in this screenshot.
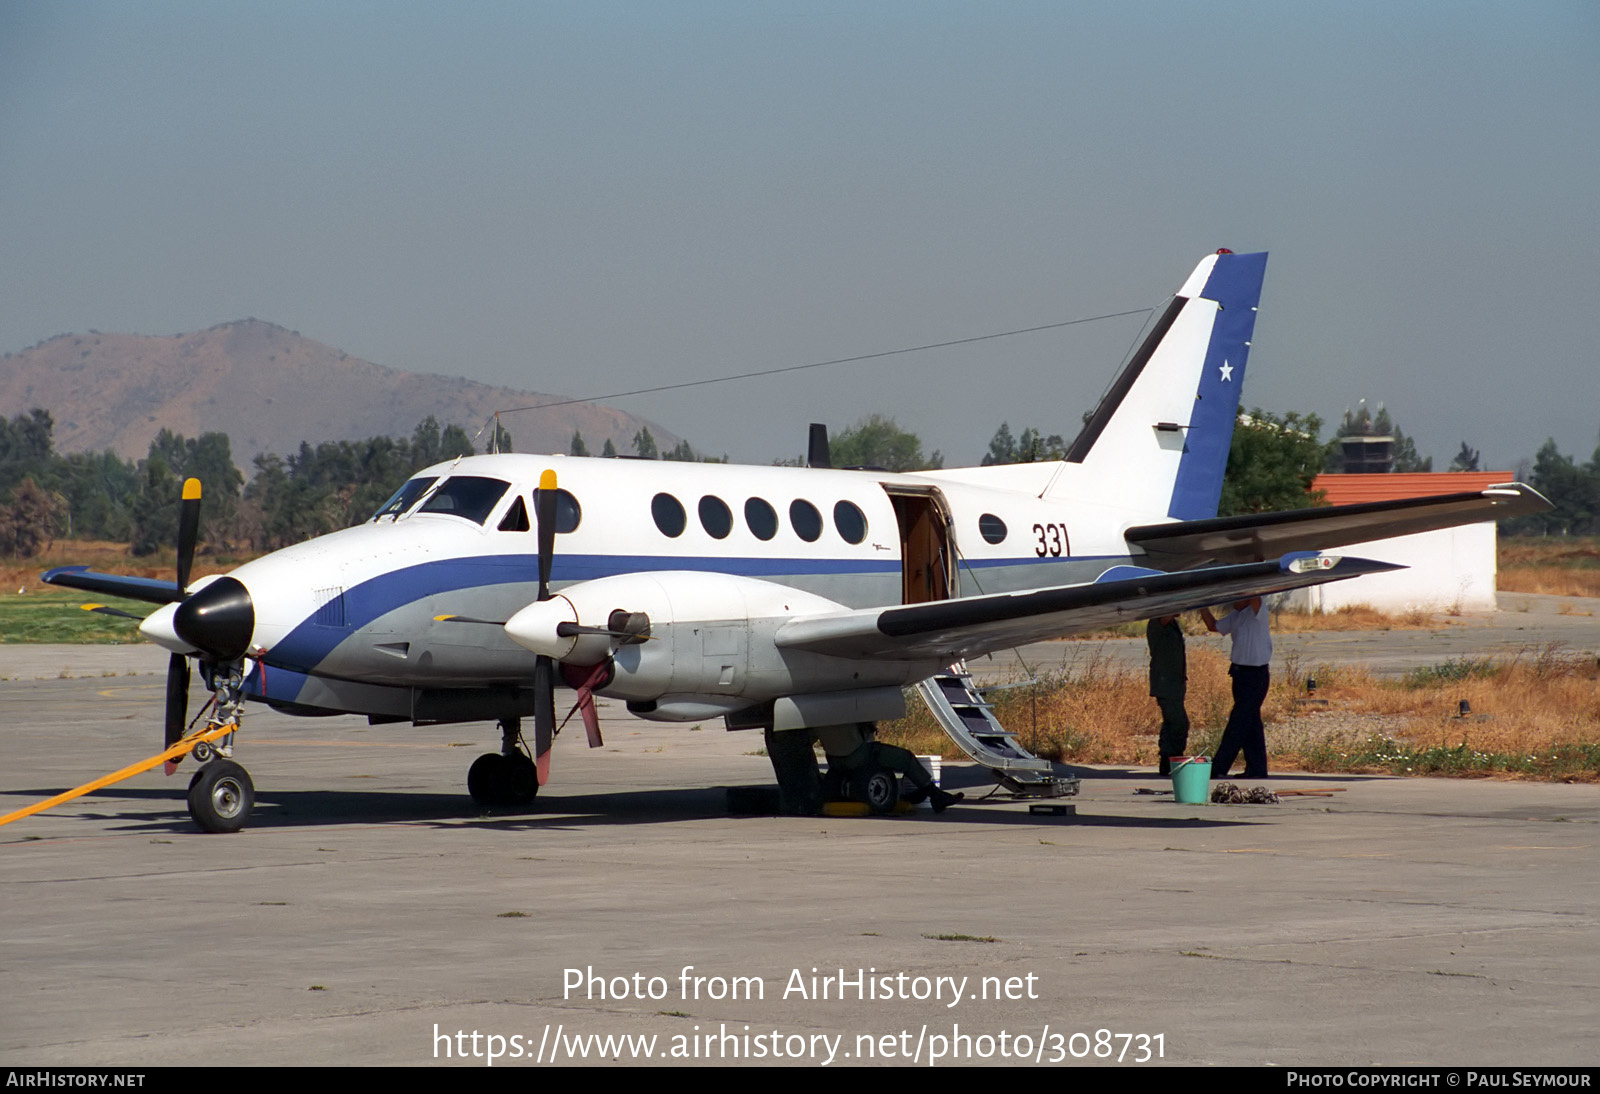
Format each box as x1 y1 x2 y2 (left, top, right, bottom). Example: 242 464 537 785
915 662 1079 799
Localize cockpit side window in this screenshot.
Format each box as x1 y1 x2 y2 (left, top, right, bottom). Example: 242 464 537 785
371 476 438 521
416 476 511 525
498 495 530 532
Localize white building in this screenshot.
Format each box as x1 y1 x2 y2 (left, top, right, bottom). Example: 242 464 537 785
1282 472 1509 614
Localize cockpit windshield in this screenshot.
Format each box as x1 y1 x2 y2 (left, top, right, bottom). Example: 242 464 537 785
415 476 511 525
370 477 438 521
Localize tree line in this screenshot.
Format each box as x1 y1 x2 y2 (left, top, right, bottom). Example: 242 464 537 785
0 410 483 556
0 410 732 558
5 401 1595 559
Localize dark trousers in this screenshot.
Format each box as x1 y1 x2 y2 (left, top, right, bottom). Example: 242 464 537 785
1211 664 1269 778
1156 696 1190 759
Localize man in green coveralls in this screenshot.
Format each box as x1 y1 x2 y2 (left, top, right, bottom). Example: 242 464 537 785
1146 615 1189 776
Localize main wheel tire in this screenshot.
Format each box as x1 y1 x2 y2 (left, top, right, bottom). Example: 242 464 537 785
860 765 900 814
504 752 539 804
187 760 254 833
468 752 510 805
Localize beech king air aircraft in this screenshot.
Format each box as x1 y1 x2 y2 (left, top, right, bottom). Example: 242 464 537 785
43 251 1549 832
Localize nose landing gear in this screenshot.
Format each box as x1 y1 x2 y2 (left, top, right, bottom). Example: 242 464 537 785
185 664 255 834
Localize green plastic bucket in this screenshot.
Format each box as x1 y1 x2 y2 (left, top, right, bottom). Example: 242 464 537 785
1170 756 1211 804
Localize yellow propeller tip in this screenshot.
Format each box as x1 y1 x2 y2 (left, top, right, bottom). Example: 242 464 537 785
540 469 557 491
182 478 202 501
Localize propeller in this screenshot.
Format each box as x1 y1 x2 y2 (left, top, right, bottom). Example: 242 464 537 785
531 469 559 786
72 477 247 772
165 479 203 770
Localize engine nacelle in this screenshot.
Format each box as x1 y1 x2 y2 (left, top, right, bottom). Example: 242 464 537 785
503 571 937 709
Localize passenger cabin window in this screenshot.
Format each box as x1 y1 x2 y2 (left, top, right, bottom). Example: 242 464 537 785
699 495 733 539
532 488 583 533
833 500 867 544
652 492 687 537
416 476 510 525
371 476 437 521
744 498 778 541
979 513 1008 544
790 499 823 543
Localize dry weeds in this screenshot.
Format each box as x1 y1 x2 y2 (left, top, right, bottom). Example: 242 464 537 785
1498 536 1600 598
880 643 1600 781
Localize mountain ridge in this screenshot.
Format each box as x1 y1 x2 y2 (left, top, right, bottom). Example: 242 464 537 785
0 319 676 462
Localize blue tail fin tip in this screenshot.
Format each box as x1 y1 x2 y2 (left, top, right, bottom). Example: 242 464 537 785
1166 251 1269 522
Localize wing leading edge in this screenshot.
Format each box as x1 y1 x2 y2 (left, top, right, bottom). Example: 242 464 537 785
775 554 1400 662
41 566 185 604
1124 483 1550 570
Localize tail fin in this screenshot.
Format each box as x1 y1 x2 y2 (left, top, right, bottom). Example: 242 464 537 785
1050 251 1267 521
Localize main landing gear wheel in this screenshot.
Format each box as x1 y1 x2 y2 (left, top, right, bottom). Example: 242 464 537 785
468 752 539 807
187 759 254 834
859 765 900 814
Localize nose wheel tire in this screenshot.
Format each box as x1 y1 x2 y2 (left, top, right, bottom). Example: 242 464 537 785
187 760 254 833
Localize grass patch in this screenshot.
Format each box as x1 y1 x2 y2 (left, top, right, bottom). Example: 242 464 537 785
1 540 250 643
1401 658 1499 688
1301 735 1600 779
0 588 151 643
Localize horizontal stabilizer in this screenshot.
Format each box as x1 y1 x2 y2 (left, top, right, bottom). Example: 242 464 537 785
41 566 184 605
1125 483 1551 569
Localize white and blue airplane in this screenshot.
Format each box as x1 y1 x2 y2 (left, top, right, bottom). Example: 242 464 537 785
45 250 1548 831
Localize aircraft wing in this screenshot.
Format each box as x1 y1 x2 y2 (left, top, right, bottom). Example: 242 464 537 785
1124 483 1550 569
41 566 183 605
774 554 1399 662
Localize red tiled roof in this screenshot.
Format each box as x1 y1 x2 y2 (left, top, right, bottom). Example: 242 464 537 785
1312 472 1513 506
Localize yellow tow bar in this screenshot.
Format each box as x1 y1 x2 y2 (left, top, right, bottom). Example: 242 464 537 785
0 722 239 829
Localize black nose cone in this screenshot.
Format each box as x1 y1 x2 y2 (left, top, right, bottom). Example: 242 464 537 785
173 577 255 662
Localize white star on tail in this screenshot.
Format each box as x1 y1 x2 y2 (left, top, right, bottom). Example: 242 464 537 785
1219 360 1234 381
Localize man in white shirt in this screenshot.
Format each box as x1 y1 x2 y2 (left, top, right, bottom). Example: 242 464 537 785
1199 597 1272 779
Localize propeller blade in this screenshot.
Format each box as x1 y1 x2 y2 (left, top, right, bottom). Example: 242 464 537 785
176 478 202 593
533 654 555 786
163 653 191 773
81 603 144 621
535 469 557 602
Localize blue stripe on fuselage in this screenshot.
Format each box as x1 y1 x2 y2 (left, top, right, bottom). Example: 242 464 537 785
262 549 1139 681
267 552 899 673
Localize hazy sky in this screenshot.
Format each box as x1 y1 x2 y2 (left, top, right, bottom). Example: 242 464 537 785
3 1 1596 470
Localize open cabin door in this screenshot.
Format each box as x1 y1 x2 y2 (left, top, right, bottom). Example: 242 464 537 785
882 485 955 605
